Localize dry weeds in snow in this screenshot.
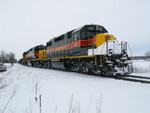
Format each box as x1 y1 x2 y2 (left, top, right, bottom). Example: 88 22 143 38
67 94 103 113
133 65 150 73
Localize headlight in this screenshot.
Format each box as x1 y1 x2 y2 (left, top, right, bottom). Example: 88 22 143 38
108 64 113 66
109 49 113 54
106 60 113 63
122 49 127 54
115 59 120 62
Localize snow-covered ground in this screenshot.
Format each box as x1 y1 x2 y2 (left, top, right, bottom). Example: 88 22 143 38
0 61 150 113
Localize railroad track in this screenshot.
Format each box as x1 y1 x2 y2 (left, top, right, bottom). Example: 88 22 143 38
21 64 150 84
109 74 150 84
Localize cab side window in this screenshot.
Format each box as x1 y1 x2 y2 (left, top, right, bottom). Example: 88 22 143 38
73 33 79 41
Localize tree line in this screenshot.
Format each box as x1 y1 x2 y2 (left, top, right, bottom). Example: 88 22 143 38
132 51 150 60
0 50 17 63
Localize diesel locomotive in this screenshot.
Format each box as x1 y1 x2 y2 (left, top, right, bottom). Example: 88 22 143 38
20 24 133 75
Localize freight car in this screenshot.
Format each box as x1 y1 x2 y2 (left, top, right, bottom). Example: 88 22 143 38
20 24 133 75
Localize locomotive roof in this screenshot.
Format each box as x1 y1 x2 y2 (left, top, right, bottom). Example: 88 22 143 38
72 24 103 33
72 26 84 33
46 24 106 43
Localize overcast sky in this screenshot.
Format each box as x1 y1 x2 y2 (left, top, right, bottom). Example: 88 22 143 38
0 0 150 59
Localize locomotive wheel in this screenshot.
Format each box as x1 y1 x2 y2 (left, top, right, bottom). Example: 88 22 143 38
85 67 89 73
72 66 80 72
47 62 52 69
36 62 39 68
81 66 92 74
33 62 37 67
43 62 47 68
85 67 93 74
82 66 88 73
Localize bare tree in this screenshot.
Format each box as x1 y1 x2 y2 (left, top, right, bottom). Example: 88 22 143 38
0 51 17 63
9 52 15 62
0 51 7 62
145 51 150 60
